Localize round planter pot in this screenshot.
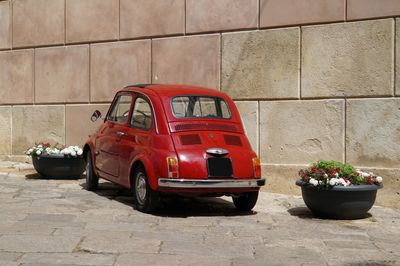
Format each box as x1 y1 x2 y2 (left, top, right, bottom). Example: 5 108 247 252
296 180 383 219
32 154 85 179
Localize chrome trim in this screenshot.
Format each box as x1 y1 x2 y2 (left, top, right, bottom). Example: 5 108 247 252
158 178 266 188
206 147 229 156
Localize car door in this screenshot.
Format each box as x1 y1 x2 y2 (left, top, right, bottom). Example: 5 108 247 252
118 95 154 185
95 93 133 179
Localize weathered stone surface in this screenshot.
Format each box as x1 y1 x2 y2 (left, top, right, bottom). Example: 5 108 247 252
348 0 400 20
259 100 345 164
120 0 184 39
0 107 11 155
0 235 80 252
260 164 303 196
152 35 220 89
186 0 257 33
35 45 89 103
0 1 11 49
222 28 299 99
116 253 230 266
20 253 115 265
12 0 64 47
66 104 110 146
302 19 393 98
234 101 258 153
346 99 400 169
80 234 160 253
260 0 344 27
397 19 400 96
66 0 119 43
90 40 150 102
0 50 34 104
12 106 65 155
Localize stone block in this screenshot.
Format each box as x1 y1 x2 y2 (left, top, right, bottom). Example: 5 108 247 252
0 1 11 49
0 107 11 155
259 100 345 164
346 99 400 168
0 50 34 104
152 35 220 89
12 105 65 155
66 0 119 43
120 0 184 39
66 104 110 146
186 0 257 33
234 101 258 154
222 28 299 99
35 45 89 103
397 19 400 96
260 0 344 28
12 0 64 47
0 235 80 252
90 40 150 102
348 0 400 20
260 164 302 196
302 19 393 98
20 253 115 266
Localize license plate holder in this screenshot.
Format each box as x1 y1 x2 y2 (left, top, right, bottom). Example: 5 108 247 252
207 157 233 178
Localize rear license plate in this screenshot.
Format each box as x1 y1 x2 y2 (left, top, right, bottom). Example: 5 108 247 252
207 158 233 178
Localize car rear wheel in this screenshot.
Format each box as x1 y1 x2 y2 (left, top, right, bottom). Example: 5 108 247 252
85 151 99 191
232 191 259 211
133 167 159 213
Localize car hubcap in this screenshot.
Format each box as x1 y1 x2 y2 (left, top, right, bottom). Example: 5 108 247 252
136 173 147 204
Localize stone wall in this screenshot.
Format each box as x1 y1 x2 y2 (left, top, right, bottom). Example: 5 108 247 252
1 0 399 208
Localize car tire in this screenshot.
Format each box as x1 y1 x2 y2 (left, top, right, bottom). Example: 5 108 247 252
133 167 159 213
85 151 99 191
232 191 259 211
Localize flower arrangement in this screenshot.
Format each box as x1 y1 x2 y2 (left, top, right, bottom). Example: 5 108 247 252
26 142 83 158
298 160 383 188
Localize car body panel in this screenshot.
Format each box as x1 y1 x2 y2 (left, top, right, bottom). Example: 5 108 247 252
85 84 264 196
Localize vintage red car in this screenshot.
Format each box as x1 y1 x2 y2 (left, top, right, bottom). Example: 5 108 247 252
84 84 265 212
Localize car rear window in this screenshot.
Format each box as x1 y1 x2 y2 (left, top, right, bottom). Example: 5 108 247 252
171 96 231 119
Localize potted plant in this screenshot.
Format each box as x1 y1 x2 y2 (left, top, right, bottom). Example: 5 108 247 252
296 160 383 219
26 142 85 179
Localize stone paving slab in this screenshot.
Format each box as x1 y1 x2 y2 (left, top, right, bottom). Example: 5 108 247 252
0 160 399 265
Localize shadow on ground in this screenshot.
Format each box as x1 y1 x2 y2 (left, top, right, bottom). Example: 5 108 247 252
79 181 257 218
287 207 373 220
25 173 84 180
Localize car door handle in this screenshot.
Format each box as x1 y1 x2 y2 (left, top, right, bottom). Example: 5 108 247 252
116 131 125 137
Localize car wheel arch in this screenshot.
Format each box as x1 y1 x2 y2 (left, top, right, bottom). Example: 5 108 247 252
129 158 157 190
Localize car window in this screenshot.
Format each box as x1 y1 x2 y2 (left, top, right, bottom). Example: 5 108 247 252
108 95 132 123
131 97 152 130
171 96 231 119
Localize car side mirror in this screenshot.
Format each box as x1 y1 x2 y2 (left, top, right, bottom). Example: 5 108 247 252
91 110 102 122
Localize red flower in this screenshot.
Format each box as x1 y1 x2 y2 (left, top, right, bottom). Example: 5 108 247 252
367 177 374 185
336 167 341 172
311 166 317 173
329 168 335 176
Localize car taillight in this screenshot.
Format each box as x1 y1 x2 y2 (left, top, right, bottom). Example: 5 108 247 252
252 157 261 178
167 157 179 178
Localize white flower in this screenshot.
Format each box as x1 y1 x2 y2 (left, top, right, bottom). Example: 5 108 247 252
37 144 43 148
324 173 328 178
361 172 370 177
334 172 339 178
36 150 41 155
77 149 83 156
376 176 383 183
71 151 77 157
309 178 318 186
329 178 337 186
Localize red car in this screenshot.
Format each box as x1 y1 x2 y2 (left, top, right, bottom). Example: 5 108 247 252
84 84 265 212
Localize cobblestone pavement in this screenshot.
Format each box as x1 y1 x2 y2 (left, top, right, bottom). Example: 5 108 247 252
0 161 399 266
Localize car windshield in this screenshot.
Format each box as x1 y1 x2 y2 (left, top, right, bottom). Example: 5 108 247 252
171 96 231 119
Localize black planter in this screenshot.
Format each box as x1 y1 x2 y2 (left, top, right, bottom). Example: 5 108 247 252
32 154 85 179
296 180 382 219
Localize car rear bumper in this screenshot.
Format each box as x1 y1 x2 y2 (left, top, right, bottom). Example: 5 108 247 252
158 178 266 189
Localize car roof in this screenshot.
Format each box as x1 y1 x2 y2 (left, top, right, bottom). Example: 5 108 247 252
122 84 229 98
